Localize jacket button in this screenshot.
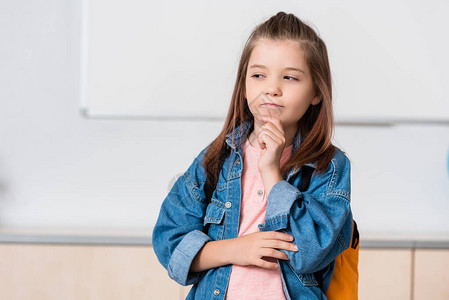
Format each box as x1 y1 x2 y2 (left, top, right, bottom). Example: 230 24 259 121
225 202 231 208
257 190 263 196
214 289 220 295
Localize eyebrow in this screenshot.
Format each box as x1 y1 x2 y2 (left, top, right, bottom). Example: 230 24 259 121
249 64 305 74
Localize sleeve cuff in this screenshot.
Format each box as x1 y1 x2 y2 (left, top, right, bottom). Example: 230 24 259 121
258 180 302 231
167 229 212 286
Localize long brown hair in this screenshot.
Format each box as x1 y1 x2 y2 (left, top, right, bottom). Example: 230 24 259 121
202 11 336 201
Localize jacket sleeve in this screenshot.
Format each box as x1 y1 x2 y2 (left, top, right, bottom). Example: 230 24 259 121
258 148 353 275
152 147 212 286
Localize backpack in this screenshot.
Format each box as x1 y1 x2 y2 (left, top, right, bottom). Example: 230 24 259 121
300 166 359 299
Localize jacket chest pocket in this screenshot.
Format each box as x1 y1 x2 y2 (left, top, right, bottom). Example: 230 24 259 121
203 200 226 240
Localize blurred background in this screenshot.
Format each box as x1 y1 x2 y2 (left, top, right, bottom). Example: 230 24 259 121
0 0 448 299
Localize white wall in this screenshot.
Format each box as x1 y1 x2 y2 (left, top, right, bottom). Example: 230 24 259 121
0 0 448 238
0 0 219 231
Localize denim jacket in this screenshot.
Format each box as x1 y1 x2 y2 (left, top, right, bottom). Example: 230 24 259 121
152 119 353 299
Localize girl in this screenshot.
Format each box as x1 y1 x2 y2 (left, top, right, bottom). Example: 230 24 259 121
152 11 353 299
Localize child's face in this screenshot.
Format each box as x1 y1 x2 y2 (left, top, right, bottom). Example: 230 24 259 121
245 38 320 129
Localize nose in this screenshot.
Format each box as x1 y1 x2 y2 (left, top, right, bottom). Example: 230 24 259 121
264 80 282 97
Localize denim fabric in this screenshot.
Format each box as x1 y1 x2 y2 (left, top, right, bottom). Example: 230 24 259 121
152 119 353 299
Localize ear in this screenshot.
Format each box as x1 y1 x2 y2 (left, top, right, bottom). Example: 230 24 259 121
311 95 321 105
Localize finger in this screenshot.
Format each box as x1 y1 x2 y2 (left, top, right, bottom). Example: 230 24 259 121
262 231 295 242
261 115 284 136
259 248 290 261
256 258 280 270
258 129 282 149
260 122 285 143
263 240 298 252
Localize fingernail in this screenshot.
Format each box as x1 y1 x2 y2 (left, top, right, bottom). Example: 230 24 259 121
293 245 298 251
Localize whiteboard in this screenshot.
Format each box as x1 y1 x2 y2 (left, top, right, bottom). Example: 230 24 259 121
80 0 449 123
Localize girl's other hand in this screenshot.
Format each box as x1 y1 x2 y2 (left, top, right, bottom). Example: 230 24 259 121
226 231 298 270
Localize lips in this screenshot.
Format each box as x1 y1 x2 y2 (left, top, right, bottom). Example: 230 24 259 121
261 103 283 107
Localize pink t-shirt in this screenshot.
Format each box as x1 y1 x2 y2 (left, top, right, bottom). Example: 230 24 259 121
225 138 293 300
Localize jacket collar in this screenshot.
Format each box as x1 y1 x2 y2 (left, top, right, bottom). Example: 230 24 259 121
224 119 317 172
